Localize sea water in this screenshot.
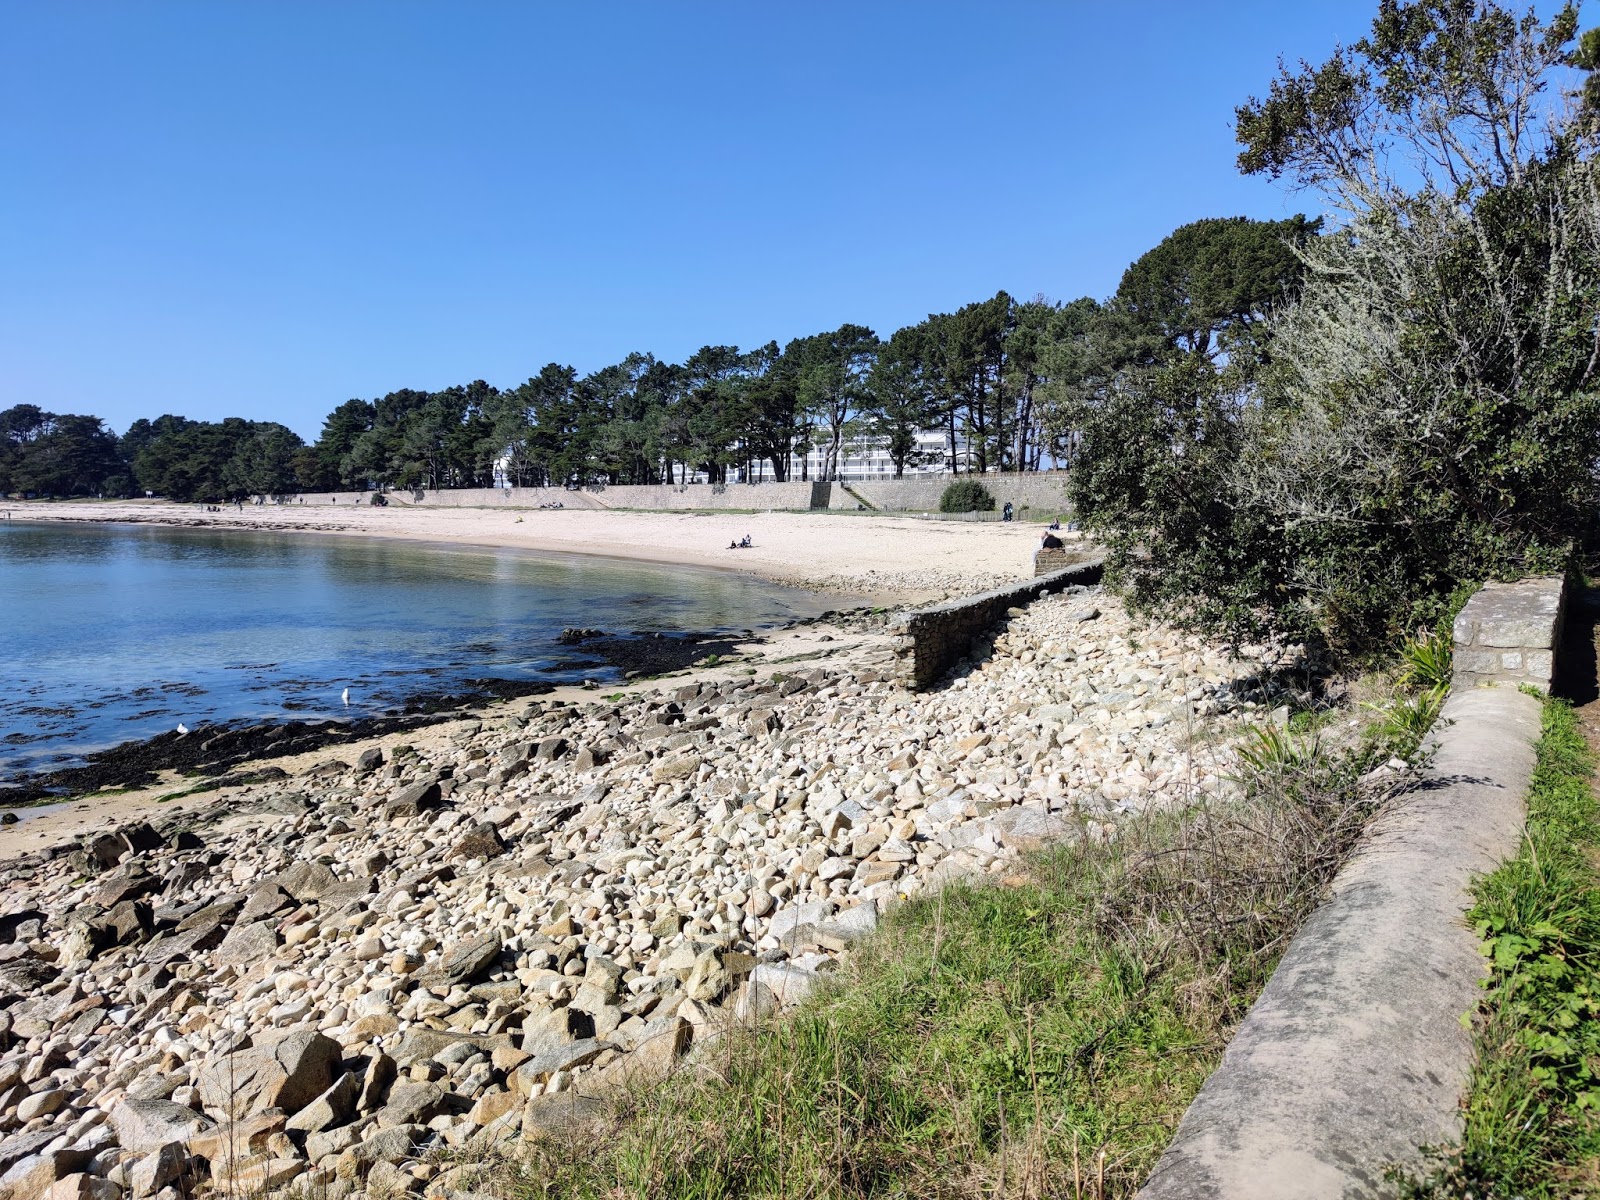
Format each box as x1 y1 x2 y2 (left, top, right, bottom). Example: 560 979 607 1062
0 520 828 778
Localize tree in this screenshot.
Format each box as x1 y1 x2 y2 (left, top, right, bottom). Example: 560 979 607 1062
944 295 1012 472
1068 0 1600 657
742 342 800 481
790 324 879 480
0 409 121 497
224 424 304 498
309 399 375 489
865 323 941 477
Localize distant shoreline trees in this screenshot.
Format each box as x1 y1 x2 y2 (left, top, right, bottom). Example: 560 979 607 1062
2 237 1323 505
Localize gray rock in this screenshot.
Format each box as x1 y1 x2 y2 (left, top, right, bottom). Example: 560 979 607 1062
196 1030 342 1121
107 1099 214 1154
429 933 500 986
275 861 339 903
373 1082 446 1129
128 1144 187 1199
768 901 832 941
512 1039 608 1091
283 1071 359 1135
344 1123 426 1169
450 823 504 861
384 781 442 820
212 920 279 967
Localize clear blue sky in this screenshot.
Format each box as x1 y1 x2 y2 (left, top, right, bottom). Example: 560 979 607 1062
3 2 1376 441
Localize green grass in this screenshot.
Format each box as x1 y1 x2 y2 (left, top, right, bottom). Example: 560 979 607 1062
1398 697 1600 1197
509 730 1397 1199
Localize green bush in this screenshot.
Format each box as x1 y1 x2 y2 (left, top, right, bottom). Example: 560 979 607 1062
938 479 995 513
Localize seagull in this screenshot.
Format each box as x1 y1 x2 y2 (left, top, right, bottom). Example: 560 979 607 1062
176 723 188 735
341 688 351 706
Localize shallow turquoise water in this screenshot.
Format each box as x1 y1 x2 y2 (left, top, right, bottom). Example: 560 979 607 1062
0 521 828 777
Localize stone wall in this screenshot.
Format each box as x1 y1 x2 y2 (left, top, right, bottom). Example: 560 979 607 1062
1137 574 1570 1198
1451 576 1567 692
889 558 1103 689
274 474 1072 517
279 483 829 512
830 471 1074 515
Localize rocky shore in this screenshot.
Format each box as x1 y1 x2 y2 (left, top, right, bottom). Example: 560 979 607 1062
0 587 1285 1200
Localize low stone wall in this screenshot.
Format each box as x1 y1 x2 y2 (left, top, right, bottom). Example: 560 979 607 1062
889 558 1103 689
1138 573 1570 1199
1452 576 1566 692
280 483 830 512
831 471 1074 515
275 474 1073 516
1034 547 1076 576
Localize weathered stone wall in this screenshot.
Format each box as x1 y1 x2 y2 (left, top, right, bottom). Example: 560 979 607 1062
277 474 1073 516
279 483 830 512
830 471 1074 515
889 558 1103 689
1451 576 1566 692
1033 547 1076 577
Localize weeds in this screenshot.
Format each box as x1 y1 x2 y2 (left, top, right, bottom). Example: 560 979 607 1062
1362 628 1453 762
1397 698 1600 1197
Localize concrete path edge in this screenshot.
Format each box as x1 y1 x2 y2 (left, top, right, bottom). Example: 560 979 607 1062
1137 684 1543 1199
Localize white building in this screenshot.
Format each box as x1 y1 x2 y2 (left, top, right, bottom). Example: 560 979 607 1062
747 430 968 482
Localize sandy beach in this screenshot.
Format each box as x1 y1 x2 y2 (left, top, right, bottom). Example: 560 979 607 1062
9 499 1067 601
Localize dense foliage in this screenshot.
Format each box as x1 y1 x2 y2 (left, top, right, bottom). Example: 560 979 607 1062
0 406 122 498
938 479 996 513
1057 0 1600 659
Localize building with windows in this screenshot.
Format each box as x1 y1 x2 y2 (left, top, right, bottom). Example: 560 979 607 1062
746 430 970 482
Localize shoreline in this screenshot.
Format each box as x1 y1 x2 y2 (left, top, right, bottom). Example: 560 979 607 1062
0 608 901 855
7 498 1059 602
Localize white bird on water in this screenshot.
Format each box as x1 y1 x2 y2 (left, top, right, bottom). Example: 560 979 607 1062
176 723 188 735
341 687 351 707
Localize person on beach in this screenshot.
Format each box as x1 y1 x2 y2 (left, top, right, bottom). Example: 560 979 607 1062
740 534 751 547
1041 530 1064 550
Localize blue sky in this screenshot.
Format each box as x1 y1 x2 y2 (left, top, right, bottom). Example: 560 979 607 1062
3 2 1377 441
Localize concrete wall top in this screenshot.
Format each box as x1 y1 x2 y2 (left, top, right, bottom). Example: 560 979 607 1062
1140 574 1568 1197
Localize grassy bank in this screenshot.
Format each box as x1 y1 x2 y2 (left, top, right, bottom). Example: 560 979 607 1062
1402 697 1600 1197
491 704 1425 1200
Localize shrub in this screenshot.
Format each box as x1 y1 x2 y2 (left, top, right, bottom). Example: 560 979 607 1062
939 480 996 513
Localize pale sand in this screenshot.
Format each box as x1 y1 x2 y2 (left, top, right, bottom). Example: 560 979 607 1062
11 499 1066 599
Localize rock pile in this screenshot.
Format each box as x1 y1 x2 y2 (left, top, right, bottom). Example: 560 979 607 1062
0 590 1281 1200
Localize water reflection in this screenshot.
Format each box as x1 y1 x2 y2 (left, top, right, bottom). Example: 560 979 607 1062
1 521 827 776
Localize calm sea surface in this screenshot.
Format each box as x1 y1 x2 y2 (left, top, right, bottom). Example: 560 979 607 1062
0 521 828 778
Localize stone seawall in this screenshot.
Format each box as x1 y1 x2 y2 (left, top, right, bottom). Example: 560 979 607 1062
889 558 1104 689
284 484 826 512
830 471 1074 515
274 473 1072 516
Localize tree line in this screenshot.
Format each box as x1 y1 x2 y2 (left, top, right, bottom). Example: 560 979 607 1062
1 215 1315 503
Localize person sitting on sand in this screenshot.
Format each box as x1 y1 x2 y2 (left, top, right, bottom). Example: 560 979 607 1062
740 534 752 548
728 540 739 549
1041 530 1065 550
